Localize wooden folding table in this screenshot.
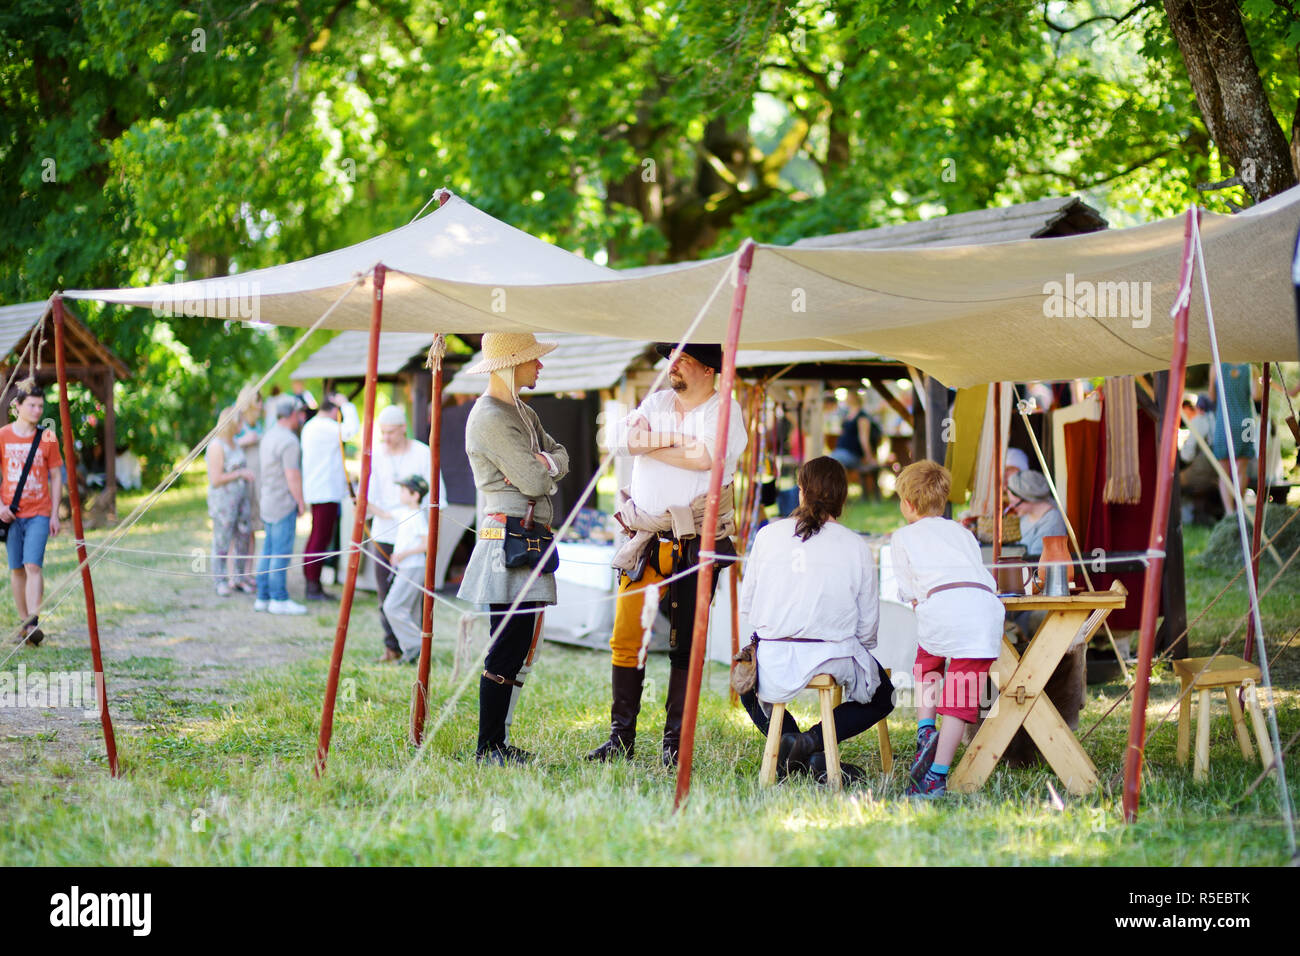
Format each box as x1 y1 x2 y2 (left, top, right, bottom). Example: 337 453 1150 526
949 582 1127 797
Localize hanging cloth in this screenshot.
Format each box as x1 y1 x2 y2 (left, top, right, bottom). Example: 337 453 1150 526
969 382 1011 518
1102 376 1141 504
944 384 988 504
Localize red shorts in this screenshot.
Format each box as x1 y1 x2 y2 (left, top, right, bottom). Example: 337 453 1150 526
912 648 993 723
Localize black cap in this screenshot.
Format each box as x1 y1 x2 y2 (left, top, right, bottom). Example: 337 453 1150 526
655 342 723 373
396 474 430 499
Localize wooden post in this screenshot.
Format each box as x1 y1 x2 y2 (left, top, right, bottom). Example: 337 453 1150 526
52 296 119 776
102 369 117 521
992 381 1003 567
1154 371 1188 659
924 375 948 465
315 264 385 776
1243 362 1270 663
410 335 445 745
1123 208 1196 823
675 240 754 810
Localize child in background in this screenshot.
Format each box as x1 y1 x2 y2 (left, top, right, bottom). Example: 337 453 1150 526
890 460 1005 799
371 475 430 663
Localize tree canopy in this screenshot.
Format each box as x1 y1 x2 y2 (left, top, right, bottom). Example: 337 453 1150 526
2 0 1296 475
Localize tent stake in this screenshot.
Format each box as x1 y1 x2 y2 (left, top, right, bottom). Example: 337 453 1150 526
675 240 755 811
315 264 385 777
1123 208 1196 823
52 295 119 777
1243 362 1270 663
410 335 445 745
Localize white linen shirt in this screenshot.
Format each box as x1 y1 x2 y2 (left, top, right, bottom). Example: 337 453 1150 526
617 387 746 514
390 503 428 572
740 518 883 705
368 438 436 544
300 401 360 504
889 516 1004 660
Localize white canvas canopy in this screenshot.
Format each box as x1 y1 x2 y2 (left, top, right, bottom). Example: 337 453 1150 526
64 187 1300 388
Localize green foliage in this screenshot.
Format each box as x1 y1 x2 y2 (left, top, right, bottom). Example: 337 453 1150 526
1 0 1297 474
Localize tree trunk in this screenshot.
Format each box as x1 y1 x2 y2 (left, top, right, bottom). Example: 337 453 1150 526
1162 0 1297 201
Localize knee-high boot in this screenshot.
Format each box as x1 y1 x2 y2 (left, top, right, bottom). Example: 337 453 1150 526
477 674 517 757
661 666 689 767
586 665 644 761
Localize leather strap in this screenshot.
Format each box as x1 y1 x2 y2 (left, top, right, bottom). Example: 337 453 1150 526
763 636 826 643
926 581 994 600
483 669 524 688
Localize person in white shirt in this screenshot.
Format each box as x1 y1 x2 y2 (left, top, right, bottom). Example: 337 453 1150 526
369 475 429 663
738 456 894 783
586 341 747 766
891 460 1005 799
299 393 360 600
368 404 432 663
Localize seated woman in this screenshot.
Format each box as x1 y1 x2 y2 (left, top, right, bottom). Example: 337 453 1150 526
1005 470 1066 560
738 456 894 782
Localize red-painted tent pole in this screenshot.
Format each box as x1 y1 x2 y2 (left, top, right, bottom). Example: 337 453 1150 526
408 189 454 745
1123 208 1197 823
675 239 755 810
410 335 445 744
52 296 119 777
315 264 385 776
1243 362 1270 663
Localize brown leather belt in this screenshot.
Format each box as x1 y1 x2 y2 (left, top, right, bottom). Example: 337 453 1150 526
926 581 994 600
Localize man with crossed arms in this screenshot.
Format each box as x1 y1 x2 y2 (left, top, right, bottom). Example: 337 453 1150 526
587 342 745 767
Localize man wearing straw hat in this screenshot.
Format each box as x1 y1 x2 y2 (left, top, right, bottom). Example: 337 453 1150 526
586 342 746 766
458 332 569 766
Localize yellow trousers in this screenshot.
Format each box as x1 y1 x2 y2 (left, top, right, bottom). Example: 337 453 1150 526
610 540 677 669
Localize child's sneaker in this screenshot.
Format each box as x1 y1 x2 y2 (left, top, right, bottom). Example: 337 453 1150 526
909 725 939 784
905 769 948 800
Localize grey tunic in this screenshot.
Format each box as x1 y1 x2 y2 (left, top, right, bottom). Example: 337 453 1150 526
457 395 570 606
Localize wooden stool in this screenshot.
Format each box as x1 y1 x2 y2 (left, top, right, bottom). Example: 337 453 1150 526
1172 656 1275 782
758 675 894 791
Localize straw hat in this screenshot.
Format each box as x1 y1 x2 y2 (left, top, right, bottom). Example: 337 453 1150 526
464 332 558 375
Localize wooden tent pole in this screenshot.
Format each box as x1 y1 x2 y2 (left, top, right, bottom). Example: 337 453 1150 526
1123 208 1196 823
315 264 385 777
675 239 755 810
992 382 1003 567
408 189 454 745
410 335 445 744
1243 362 1270 663
52 296 119 777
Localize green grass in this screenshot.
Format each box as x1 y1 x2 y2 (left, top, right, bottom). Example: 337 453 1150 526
0 477 1297 865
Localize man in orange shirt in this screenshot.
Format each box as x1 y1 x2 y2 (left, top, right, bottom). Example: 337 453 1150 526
0 384 63 646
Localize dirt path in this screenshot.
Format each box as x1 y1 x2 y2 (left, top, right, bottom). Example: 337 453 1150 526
0 557 369 784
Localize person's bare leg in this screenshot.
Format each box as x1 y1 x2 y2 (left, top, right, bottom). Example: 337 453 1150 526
11 568 28 621
24 564 42 620
934 715 968 767
916 671 940 724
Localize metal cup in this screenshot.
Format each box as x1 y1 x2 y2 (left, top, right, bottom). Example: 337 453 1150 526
1042 562 1070 597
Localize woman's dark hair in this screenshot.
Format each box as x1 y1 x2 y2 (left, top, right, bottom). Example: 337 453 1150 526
792 456 847 541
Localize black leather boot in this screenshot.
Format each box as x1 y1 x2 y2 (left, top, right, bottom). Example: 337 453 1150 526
661 666 689 767
586 665 644 761
476 673 517 759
